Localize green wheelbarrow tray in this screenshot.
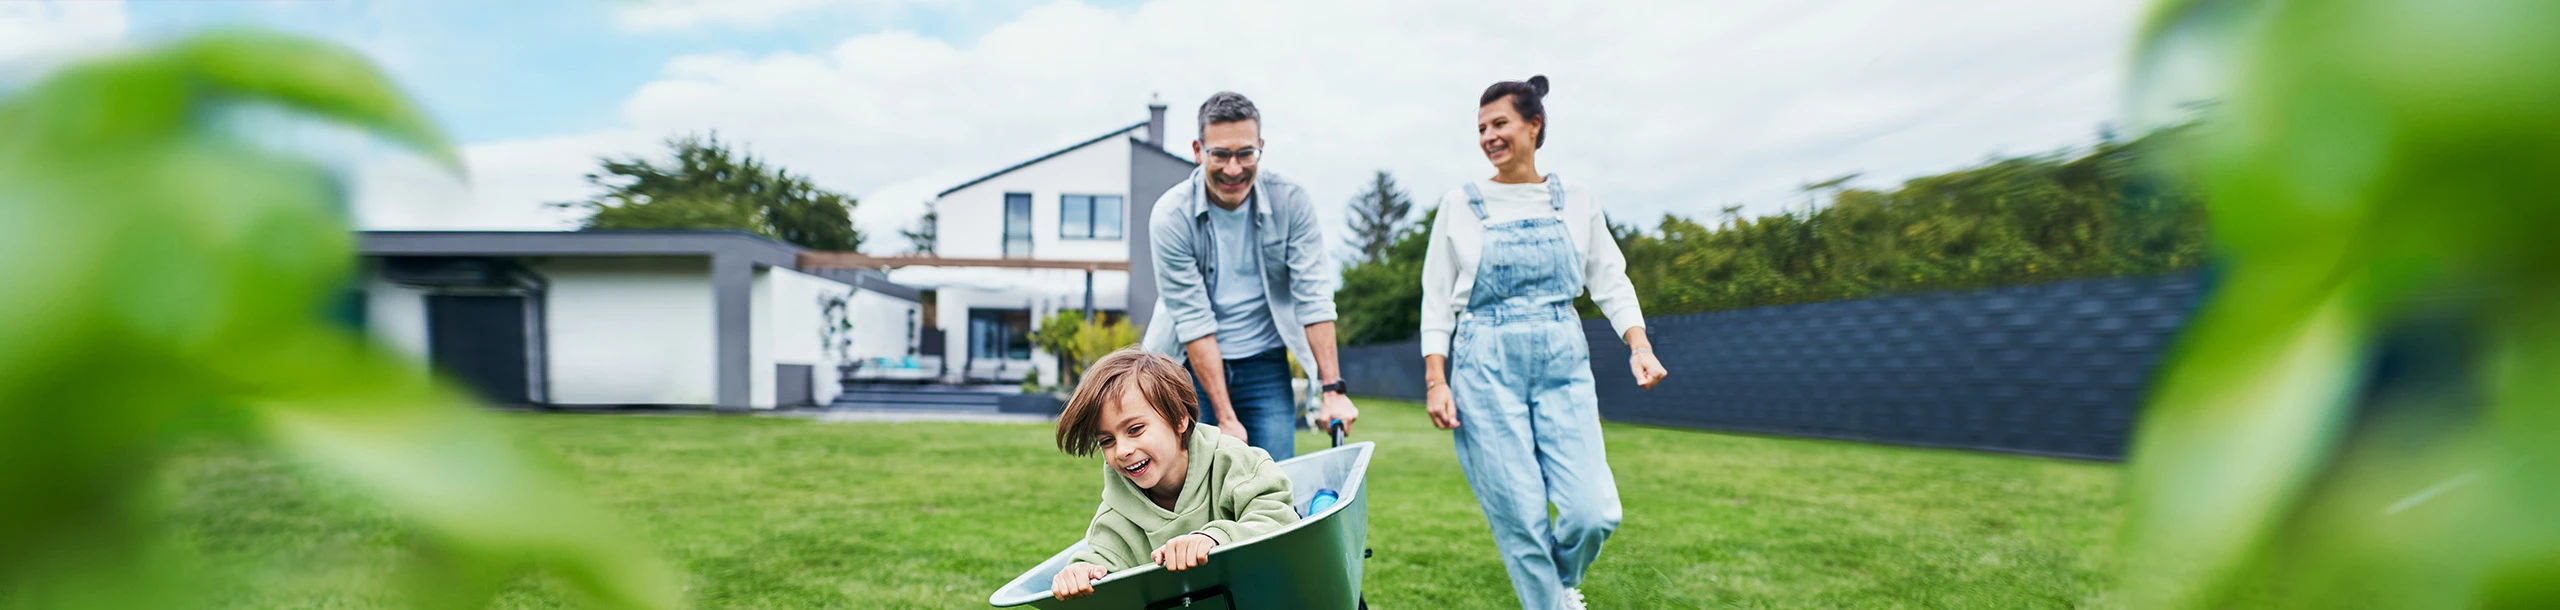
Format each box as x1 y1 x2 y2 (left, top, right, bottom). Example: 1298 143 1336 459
989 438 1376 609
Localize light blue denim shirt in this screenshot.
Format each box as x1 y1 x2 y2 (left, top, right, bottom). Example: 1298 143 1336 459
1141 166 1337 397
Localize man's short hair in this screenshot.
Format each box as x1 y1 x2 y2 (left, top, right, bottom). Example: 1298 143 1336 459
1055 348 1199 456
1196 91 1260 139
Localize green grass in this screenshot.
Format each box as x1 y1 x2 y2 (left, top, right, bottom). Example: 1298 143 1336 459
159 400 2123 609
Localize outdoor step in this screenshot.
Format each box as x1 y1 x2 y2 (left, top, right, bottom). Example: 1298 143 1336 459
826 401 1004 414
843 388 1010 397
838 391 1002 405
840 384 1021 394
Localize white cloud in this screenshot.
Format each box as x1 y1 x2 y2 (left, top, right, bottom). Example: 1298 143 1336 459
0 1 128 85
381 0 2141 253
356 130 660 231
616 0 944 32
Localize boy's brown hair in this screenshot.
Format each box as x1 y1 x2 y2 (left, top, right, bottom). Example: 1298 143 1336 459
1055 348 1199 456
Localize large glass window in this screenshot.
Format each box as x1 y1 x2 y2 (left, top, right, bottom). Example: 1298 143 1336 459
1060 194 1099 239
1059 194 1123 240
1003 193 1033 257
1061 196 1090 239
967 309 1032 361
1095 195 1123 239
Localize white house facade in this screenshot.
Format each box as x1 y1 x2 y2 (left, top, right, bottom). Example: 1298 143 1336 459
883 99 1195 386
356 231 924 410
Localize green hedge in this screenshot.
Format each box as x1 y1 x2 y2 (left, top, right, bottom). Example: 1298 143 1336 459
1338 130 2208 347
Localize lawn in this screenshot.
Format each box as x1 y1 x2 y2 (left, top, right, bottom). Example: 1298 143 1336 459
160 400 2124 609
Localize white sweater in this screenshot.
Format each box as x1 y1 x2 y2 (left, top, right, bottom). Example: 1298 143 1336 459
1418 177 1646 357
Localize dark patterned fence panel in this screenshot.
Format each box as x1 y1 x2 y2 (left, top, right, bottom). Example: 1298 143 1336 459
1335 272 2206 461
1338 342 1430 401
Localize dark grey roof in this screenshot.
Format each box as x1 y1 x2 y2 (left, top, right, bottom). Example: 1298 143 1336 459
361 230 924 301
362 230 800 267
936 121 1150 197
1133 136 1198 167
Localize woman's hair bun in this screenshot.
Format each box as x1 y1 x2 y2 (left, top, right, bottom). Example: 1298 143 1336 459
1527 75 1550 97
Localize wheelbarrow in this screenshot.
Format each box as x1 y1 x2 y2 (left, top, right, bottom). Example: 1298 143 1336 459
989 423 1375 609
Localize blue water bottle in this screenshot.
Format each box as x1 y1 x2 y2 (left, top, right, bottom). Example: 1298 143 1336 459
1307 488 1340 516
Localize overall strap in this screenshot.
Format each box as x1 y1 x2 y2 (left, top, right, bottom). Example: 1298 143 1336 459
1460 182 1490 220
1545 173 1566 211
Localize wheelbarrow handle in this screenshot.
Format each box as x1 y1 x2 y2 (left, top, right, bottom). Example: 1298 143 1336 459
1329 419 1346 448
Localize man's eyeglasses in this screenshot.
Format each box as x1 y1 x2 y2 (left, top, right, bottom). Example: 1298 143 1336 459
1205 147 1261 165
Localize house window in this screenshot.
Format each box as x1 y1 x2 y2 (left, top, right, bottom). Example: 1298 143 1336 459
1059 194 1124 240
1003 193 1033 258
967 308 1032 361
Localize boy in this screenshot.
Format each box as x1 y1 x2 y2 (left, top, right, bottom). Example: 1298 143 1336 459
1049 349 1299 601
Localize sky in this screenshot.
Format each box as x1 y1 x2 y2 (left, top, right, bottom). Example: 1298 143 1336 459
0 0 2142 255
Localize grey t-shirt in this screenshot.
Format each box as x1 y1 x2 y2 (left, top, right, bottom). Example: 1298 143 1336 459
1207 197 1283 358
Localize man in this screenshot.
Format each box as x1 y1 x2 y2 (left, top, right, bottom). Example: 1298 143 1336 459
1140 91 1358 462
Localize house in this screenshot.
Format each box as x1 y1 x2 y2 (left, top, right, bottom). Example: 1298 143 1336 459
865 98 1196 386
355 230 925 410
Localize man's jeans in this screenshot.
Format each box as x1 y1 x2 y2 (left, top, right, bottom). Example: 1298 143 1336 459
1192 347 1299 462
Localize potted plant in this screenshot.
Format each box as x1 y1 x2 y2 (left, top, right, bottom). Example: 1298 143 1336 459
820 291 859 384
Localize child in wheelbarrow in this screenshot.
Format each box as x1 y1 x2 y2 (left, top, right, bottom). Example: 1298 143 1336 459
1049 349 1300 601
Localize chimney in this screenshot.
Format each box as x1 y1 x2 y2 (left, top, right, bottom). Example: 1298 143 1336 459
1145 93 1168 147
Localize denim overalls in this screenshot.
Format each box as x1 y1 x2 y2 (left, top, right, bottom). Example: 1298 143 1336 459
1451 176 1624 610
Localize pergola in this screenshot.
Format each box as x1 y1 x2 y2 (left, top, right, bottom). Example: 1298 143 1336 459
795 252 1131 319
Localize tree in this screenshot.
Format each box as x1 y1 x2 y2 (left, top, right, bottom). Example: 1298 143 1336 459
901 200 939 255
1798 172 1861 216
1028 311 1138 387
552 133 863 251
767 187 862 252
1336 208 1437 346
1343 170 1414 265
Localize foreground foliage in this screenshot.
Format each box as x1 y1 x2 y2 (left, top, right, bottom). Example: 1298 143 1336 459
2118 0 2560 607
0 32 676 609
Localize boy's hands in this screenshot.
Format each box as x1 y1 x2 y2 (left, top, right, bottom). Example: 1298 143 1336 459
1049 533 1217 600
1151 533 1220 571
1050 563 1109 600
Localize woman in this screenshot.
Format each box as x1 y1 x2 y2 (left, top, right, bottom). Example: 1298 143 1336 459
1419 75 1669 610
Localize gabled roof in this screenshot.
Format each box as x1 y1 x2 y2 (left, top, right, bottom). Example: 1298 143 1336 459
1134 135 1199 167
936 121 1152 198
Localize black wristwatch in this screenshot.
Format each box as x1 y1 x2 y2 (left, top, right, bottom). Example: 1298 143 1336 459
1320 379 1349 396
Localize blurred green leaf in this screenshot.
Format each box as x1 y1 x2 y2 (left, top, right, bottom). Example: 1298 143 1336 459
0 31 675 609
2122 0 2560 607
172 30 463 171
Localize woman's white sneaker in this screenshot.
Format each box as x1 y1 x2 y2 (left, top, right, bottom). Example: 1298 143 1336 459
1562 587 1589 610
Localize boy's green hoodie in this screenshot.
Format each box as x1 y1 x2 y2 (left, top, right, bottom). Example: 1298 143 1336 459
1069 424 1299 570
